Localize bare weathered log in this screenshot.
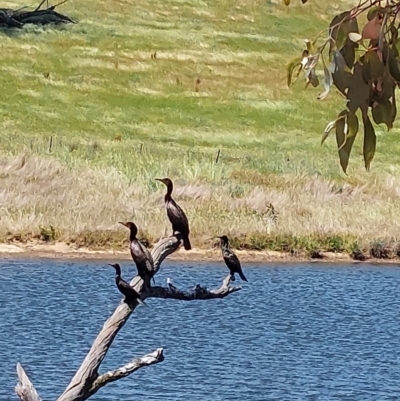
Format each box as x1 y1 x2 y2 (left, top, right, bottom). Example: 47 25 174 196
0 0 76 29
56 302 134 401
87 348 164 398
15 235 242 401
15 363 43 401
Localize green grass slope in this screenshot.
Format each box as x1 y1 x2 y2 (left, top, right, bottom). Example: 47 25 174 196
0 0 399 259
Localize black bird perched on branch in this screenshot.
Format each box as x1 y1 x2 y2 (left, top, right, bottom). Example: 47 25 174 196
119 221 155 283
108 263 147 306
155 177 192 250
217 235 248 282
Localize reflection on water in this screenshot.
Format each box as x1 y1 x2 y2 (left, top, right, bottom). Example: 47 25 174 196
1 260 400 400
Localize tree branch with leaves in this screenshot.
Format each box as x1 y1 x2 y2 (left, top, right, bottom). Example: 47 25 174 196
286 0 400 172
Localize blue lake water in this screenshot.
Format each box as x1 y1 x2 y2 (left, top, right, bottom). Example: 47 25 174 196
1 259 400 400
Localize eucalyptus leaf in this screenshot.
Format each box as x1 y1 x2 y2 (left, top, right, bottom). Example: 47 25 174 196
335 110 356 174
363 113 376 171
318 62 333 100
338 112 359 151
287 56 303 87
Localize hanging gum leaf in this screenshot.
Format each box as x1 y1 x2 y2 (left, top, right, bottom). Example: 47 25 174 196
287 56 303 87
346 63 370 113
329 12 351 50
371 100 394 129
386 46 400 83
317 64 333 100
362 113 376 171
391 89 397 126
321 119 338 145
379 70 395 103
364 50 385 81
338 111 359 149
337 111 359 168
335 110 357 174
328 11 359 69
331 50 353 95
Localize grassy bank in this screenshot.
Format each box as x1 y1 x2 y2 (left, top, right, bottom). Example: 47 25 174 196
1 0 400 261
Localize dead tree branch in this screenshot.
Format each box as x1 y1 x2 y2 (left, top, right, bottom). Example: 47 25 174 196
15 363 43 401
87 348 164 398
15 234 242 401
148 275 241 300
0 0 76 29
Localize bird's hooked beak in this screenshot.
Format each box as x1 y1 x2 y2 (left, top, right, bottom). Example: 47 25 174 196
155 178 166 185
118 222 128 227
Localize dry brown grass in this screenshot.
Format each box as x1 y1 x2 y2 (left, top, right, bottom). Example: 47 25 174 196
0 153 399 259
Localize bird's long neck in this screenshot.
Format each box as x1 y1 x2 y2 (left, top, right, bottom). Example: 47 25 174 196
114 265 122 277
164 182 173 201
221 240 230 251
129 230 136 242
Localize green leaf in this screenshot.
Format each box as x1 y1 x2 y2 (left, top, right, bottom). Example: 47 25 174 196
335 110 357 174
287 56 303 87
372 100 394 129
328 11 359 56
338 111 359 151
387 47 400 82
317 65 333 100
331 50 353 95
321 119 338 145
367 6 382 21
329 12 350 49
346 63 370 113
391 89 397 128
364 50 384 80
362 113 376 171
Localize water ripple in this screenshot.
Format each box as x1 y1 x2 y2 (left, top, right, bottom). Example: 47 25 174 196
1 261 400 400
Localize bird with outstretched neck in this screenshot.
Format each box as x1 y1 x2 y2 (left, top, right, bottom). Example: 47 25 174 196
218 235 248 282
119 221 155 284
108 263 147 306
155 177 192 251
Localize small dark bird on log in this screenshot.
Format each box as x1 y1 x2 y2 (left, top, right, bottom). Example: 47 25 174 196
217 235 248 282
155 177 191 250
108 263 147 306
119 221 155 283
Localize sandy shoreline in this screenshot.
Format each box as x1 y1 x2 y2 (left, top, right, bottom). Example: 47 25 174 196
0 241 398 265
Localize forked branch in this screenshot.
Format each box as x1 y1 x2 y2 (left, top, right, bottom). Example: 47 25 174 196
86 348 164 398
15 363 42 401
148 275 241 300
15 234 241 401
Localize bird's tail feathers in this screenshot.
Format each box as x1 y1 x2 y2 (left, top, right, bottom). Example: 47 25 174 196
239 271 248 282
183 236 192 250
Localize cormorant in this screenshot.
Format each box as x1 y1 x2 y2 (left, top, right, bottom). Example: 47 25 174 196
119 221 155 283
108 263 147 306
155 177 192 250
217 235 248 282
